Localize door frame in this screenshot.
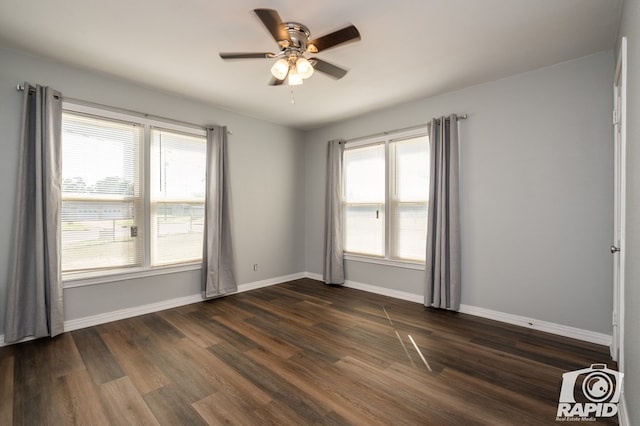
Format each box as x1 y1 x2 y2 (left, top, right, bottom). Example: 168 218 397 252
612 36 627 370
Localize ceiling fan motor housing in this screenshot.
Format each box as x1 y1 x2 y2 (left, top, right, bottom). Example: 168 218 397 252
281 22 311 56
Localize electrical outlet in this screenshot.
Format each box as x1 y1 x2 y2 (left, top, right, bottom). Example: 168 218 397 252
253 264 258 271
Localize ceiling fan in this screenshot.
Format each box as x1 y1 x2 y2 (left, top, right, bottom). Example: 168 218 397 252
219 8 361 86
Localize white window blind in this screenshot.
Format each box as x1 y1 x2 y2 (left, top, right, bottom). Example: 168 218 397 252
61 112 143 272
150 128 206 266
390 135 429 261
344 143 385 257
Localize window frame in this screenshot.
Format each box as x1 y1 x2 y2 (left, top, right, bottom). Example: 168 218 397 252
61 101 207 287
149 126 207 267
343 128 429 270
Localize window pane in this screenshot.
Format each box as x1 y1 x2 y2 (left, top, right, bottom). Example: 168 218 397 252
61 201 140 271
392 202 428 261
345 204 385 256
62 113 141 198
390 135 429 261
152 203 205 265
344 144 385 203
151 129 206 200
344 144 385 256
61 113 142 272
392 135 429 201
151 129 206 265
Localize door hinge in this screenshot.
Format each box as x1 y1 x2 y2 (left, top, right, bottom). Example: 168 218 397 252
613 109 619 125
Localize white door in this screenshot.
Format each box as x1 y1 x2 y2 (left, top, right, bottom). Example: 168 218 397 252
611 37 627 369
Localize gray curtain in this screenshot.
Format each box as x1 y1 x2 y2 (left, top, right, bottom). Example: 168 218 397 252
425 115 461 310
202 126 236 298
4 83 64 343
323 139 345 284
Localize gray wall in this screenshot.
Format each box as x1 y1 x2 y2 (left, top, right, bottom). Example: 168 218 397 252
0 45 306 333
305 51 614 335
618 0 639 422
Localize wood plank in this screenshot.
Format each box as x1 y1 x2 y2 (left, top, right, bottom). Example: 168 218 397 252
192 391 260 425
250 399 312 425
134 335 220 403
72 328 124 385
96 315 153 341
173 337 272 409
334 355 481 425
158 309 222 348
143 385 208 426
244 313 342 364
208 342 329 421
233 293 318 327
246 346 391 425
138 313 185 341
0 350 14 425
99 376 160 425
190 310 257 352
53 369 111 425
212 314 300 359
12 337 82 424
100 329 170 394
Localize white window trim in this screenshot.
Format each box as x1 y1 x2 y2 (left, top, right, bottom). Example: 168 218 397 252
61 101 206 288
344 253 426 270
344 127 429 269
63 262 202 288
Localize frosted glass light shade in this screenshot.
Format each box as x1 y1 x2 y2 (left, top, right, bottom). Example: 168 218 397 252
288 68 303 85
296 57 314 79
270 59 289 80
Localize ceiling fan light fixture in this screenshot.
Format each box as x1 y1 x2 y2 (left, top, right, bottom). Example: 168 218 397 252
296 57 314 79
220 9 360 88
288 68 303 86
270 58 289 80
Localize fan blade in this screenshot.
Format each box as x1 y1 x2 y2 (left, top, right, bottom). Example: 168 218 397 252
307 25 360 53
254 8 291 46
219 52 274 59
309 58 348 79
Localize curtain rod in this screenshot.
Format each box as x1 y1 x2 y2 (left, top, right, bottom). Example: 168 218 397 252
16 84 232 134
344 114 467 143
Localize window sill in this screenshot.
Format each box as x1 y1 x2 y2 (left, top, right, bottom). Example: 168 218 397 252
62 262 202 288
344 254 425 271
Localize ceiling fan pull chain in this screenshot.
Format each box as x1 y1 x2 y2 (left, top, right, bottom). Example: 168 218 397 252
290 87 296 104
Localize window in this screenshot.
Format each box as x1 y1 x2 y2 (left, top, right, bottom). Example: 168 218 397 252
344 143 385 257
344 130 429 264
61 113 143 272
61 104 207 280
150 129 206 266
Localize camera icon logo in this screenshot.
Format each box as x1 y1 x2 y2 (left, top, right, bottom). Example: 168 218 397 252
557 363 623 420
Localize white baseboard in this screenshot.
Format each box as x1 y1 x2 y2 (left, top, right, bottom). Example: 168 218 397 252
0 272 307 347
63 294 204 333
345 279 423 304
456 304 612 346
305 273 612 347
237 272 306 292
63 272 307 333
1 272 612 349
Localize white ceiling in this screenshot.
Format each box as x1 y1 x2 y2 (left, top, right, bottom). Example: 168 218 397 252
0 0 622 130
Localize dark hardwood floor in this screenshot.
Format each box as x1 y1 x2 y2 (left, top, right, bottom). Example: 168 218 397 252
0 278 617 425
